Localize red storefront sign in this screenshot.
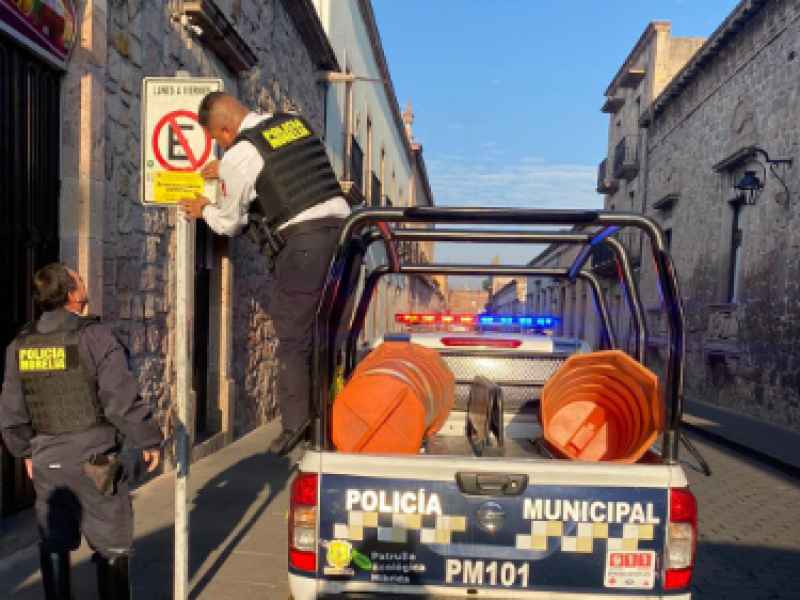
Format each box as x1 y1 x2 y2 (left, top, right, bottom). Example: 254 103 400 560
0 0 77 69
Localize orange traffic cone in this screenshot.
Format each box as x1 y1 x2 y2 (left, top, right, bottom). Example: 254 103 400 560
332 342 455 454
541 350 663 462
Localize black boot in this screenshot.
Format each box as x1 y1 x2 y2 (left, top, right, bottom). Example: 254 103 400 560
40 550 74 600
96 554 131 600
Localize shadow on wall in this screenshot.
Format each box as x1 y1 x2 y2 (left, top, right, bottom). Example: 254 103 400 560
1 451 294 599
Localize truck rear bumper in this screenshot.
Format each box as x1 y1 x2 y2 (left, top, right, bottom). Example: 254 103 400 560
289 574 691 599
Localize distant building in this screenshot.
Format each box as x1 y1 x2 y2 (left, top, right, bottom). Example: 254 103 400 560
317 2 441 340
486 279 527 316
489 254 513 296
447 288 489 315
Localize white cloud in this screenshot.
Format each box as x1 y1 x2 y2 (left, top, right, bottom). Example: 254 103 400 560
423 154 603 265
427 154 601 211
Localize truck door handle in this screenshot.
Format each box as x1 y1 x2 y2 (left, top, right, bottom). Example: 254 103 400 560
456 472 528 496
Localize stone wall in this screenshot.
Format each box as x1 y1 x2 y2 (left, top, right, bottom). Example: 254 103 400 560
642 0 800 429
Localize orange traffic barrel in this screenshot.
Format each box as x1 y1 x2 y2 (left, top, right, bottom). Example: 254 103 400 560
540 350 663 463
332 342 455 454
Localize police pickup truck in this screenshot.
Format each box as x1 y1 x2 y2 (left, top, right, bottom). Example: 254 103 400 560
287 207 706 599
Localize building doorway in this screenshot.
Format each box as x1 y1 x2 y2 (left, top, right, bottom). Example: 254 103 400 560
193 221 212 438
0 35 61 515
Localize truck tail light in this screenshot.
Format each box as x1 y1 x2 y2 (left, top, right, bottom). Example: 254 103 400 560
664 488 697 589
289 472 318 572
440 337 523 348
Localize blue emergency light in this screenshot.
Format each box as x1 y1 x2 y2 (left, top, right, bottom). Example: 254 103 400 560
477 315 559 327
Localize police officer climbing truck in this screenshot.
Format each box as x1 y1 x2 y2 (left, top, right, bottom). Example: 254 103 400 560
0 264 163 600
178 91 351 455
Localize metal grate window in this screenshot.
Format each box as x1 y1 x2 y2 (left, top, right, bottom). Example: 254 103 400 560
350 136 364 192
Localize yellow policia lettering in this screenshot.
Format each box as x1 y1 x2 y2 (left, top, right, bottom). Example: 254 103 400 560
18 347 68 372
262 118 311 149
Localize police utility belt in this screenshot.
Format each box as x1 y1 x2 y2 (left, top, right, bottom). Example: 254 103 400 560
244 214 343 267
231 112 344 268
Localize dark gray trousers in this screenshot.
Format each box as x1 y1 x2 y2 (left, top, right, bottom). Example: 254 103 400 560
33 462 133 558
270 225 342 431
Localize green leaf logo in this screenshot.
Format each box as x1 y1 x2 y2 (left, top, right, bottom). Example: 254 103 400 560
351 550 372 571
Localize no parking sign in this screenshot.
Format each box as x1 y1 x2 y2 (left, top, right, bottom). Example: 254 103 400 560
141 77 223 206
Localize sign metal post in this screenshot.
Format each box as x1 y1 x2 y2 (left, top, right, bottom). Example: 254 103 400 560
140 73 222 599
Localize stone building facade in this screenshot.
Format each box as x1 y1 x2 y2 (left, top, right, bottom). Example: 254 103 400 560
0 0 433 514
314 0 443 341
597 0 800 431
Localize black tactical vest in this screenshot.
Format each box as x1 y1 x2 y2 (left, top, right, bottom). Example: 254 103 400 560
232 113 343 229
15 314 108 436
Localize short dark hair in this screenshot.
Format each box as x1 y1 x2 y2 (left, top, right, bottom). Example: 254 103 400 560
33 263 76 312
198 91 229 127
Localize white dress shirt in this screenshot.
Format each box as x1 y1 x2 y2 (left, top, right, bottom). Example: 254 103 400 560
202 112 350 237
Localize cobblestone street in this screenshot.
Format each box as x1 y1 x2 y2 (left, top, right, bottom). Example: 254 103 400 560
686 435 800 599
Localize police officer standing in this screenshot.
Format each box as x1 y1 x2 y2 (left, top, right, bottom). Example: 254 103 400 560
0 263 163 599
179 92 350 454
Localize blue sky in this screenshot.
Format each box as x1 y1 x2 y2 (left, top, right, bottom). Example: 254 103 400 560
372 0 736 284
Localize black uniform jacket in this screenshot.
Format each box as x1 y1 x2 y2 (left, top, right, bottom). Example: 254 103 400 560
0 310 163 466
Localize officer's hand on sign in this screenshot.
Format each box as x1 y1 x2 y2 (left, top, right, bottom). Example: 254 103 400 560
143 449 161 473
178 193 211 220
200 159 220 180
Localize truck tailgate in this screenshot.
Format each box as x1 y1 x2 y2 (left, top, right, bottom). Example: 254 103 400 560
306 452 686 598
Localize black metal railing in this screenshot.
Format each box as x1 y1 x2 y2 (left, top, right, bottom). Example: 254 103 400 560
350 136 364 192
591 242 616 271
597 159 608 190
613 135 639 180
370 173 381 206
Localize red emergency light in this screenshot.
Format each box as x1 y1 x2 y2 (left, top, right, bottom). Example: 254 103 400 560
395 314 480 325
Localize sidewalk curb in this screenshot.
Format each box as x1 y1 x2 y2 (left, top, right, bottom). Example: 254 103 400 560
682 420 800 480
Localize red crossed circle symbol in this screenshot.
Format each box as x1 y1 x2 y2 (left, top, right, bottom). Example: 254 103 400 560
152 110 212 172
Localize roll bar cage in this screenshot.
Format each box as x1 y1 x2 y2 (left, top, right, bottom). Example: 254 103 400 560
309 207 687 465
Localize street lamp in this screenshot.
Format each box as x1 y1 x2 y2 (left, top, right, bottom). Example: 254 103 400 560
734 169 764 205
733 146 793 206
